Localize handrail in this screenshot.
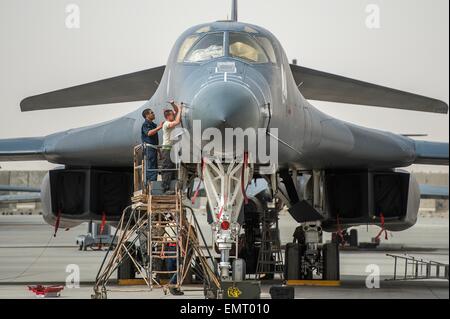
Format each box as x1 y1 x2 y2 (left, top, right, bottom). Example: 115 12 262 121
133 143 181 194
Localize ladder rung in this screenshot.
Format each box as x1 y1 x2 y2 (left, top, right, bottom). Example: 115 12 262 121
151 221 177 224
151 204 178 207
151 208 178 212
151 199 178 203
151 240 178 243
151 195 178 200
152 270 178 274
151 201 178 205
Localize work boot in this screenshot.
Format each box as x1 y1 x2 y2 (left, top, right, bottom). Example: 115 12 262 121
169 288 184 296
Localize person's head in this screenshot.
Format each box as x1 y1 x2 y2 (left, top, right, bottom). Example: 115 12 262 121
164 109 175 122
142 108 155 121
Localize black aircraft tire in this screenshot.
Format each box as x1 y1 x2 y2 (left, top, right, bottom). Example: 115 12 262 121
323 243 340 281
349 229 358 247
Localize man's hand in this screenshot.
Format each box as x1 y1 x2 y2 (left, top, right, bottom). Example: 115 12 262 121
148 121 164 136
169 100 181 112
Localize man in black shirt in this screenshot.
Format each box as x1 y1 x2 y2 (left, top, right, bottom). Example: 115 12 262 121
141 109 163 183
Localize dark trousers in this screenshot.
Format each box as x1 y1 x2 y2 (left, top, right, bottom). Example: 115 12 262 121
166 245 178 285
167 257 177 285
146 147 158 183
161 149 175 191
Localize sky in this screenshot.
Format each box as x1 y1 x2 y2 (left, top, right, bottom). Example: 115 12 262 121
0 0 448 172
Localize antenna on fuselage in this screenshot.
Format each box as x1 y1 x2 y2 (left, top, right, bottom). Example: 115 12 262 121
231 0 238 21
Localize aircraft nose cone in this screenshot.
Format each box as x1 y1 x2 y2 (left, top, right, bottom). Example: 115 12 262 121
191 82 261 133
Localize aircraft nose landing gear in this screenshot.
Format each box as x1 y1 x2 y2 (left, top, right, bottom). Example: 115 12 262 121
201 157 252 280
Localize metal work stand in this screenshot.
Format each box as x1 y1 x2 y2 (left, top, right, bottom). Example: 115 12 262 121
92 204 151 299
91 144 219 299
256 209 284 279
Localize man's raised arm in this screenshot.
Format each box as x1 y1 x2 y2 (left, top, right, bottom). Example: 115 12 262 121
167 101 183 128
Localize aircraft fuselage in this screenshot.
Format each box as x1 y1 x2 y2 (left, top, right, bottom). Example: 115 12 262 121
42 21 416 171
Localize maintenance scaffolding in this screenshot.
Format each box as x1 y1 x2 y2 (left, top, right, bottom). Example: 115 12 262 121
92 144 220 299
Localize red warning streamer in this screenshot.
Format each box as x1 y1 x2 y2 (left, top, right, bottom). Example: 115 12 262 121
100 212 107 235
336 214 345 245
53 209 61 237
375 213 389 241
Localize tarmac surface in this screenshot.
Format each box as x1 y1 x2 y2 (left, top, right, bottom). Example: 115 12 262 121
0 213 448 299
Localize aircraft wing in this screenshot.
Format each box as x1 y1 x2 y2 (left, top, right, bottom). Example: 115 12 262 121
414 140 449 166
0 193 41 204
0 137 46 161
0 185 40 192
290 64 448 114
20 66 166 111
420 185 449 200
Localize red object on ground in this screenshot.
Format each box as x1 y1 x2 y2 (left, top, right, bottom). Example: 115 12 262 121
28 285 64 298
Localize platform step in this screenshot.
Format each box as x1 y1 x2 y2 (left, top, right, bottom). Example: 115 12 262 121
151 255 177 259
287 280 341 287
151 195 178 201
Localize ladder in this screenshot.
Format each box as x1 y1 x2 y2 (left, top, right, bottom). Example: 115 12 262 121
148 193 182 290
256 209 284 279
386 254 449 281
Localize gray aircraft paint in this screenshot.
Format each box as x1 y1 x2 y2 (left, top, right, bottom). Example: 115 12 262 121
0 22 448 170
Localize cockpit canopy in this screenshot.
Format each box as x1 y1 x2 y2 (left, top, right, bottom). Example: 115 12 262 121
183 33 224 63
177 30 278 64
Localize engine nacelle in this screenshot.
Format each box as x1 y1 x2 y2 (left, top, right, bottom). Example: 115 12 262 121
285 170 421 232
40 168 133 228
320 170 421 232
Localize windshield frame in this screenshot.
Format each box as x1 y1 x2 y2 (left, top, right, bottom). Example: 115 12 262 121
228 31 273 65
178 31 279 66
181 32 226 64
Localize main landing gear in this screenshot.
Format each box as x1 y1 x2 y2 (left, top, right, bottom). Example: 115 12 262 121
286 221 340 281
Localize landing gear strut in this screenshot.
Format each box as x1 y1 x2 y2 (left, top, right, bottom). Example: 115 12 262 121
332 229 358 247
201 157 252 280
287 221 340 281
